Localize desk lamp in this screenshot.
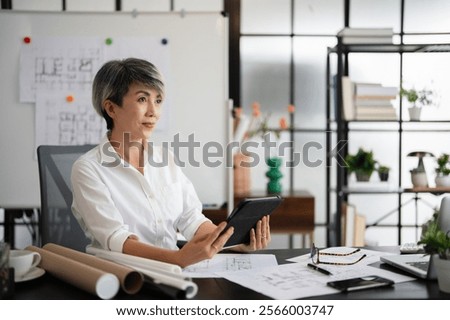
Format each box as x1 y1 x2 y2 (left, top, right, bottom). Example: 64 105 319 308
407 151 435 187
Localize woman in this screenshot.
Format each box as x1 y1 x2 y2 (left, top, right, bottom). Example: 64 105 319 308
71 58 270 268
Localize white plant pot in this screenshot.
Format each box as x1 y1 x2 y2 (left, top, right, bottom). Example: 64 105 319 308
434 256 450 293
411 172 428 187
408 106 422 121
435 175 450 187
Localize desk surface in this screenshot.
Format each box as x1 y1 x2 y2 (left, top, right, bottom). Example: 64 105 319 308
11 247 450 300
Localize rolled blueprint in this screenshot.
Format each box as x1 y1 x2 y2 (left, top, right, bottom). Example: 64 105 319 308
86 246 197 298
26 246 119 300
43 243 143 294
86 246 182 274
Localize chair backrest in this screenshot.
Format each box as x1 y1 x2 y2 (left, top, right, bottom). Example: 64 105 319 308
37 145 95 251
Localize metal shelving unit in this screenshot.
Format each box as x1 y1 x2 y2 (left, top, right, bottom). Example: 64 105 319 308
326 41 450 246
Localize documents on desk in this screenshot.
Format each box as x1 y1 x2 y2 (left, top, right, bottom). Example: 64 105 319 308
220 248 415 300
182 254 278 278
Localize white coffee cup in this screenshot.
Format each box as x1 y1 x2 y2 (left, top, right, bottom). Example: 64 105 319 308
9 250 41 278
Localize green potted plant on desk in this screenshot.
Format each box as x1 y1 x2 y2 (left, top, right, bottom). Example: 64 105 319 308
418 216 450 293
345 148 376 182
435 153 450 187
400 87 435 121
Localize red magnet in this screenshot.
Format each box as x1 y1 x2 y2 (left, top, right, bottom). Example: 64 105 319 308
23 36 31 44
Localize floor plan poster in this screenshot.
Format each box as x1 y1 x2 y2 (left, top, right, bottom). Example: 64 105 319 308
35 90 106 149
20 36 102 103
21 35 171 140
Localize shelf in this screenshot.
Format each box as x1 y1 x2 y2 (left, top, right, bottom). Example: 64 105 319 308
340 186 403 194
325 41 450 246
329 43 450 54
403 186 450 194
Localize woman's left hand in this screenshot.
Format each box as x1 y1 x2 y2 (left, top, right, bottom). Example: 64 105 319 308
233 215 271 252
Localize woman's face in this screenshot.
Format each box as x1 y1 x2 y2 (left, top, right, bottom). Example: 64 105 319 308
108 82 163 140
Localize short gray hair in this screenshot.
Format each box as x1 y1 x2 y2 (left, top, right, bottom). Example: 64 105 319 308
92 58 165 130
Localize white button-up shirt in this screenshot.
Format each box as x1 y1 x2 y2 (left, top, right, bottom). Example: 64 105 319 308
71 135 210 252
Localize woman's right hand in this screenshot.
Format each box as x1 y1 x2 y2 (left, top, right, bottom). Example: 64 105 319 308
176 222 234 268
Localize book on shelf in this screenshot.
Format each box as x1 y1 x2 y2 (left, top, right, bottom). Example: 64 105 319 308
339 77 398 121
354 98 395 107
355 106 397 120
341 76 355 120
337 27 394 37
340 36 393 44
355 83 398 98
340 202 366 247
337 27 393 44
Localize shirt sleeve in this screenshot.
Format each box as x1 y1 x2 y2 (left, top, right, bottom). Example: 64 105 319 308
167 153 210 240
71 159 138 252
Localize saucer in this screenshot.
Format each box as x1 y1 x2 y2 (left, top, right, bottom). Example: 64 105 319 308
15 267 45 283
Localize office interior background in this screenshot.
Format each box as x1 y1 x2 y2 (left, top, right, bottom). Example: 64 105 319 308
1 0 450 250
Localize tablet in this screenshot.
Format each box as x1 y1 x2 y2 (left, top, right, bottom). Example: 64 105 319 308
222 195 282 248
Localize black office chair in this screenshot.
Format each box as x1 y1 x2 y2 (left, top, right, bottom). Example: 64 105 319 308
37 145 95 252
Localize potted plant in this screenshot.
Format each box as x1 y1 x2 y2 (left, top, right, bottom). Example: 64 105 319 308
435 153 450 187
418 215 450 293
377 165 390 182
345 148 376 182
400 87 435 121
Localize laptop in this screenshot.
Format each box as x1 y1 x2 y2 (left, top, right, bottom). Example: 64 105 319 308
380 196 450 279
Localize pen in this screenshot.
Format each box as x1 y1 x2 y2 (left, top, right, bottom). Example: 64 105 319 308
307 263 332 276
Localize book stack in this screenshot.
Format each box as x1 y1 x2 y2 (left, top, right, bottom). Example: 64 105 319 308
341 76 398 120
337 27 393 44
341 202 366 247
354 82 398 120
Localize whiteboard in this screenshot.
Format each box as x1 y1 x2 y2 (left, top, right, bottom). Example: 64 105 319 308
0 11 229 208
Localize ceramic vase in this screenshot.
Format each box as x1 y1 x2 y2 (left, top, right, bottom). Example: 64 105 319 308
265 157 283 195
355 171 372 182
435 175 450 187
411 172 428 187
408 106 422 121
233 153 251 196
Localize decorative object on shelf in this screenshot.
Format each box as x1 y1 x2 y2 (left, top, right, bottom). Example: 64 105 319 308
232 103 293 195
265 157 283 195
400 87 435 121
377 165 390 182
233 152 251 196
418 214 450 293
345 148 376 182
408 151 435 187
435 153 450 187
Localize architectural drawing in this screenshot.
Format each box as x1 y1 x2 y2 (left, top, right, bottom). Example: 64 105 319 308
35 91 105 149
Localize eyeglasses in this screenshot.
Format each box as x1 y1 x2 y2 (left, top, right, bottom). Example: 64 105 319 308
310 243 366 266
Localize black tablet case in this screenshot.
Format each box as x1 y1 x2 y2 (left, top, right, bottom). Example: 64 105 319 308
224 196 282 247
